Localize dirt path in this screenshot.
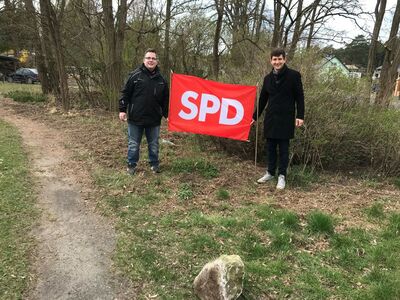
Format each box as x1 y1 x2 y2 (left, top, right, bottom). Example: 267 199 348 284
0 101 119 299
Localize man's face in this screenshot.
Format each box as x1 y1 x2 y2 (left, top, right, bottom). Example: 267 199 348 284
270 55 286 71
143 52 158 71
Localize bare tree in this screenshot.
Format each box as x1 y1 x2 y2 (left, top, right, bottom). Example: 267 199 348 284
163 0 172 74
367 0 387 79
271 0 283 48
306 0 321 48
287 0 303 58
212 0 224 79
102 0 128 111
39 0 69 110
376 0 400 106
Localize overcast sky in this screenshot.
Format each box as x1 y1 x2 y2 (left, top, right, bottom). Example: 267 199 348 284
327 0 398 47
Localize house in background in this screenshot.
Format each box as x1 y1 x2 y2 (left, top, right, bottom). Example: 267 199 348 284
345 64 362 78
320 55 350 76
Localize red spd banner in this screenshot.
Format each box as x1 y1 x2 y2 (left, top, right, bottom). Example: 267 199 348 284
168 73 256 141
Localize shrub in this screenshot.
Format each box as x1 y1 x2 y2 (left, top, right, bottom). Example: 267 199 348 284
5 90 46 103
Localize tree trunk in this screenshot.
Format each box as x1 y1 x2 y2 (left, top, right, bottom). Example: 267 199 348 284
271 1 282 48
23 0 50 94
287 0 304 59
366 0 387 79
163 0 172 75
306 0 321 49
376 0 400 106
212 0 224 79
101 0 127 111
254 0 266 43
40 0 69 110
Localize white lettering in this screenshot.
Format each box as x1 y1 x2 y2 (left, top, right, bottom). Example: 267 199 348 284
179 91 198 120
219 98 244 125
178 91 245 125
199 93 220 122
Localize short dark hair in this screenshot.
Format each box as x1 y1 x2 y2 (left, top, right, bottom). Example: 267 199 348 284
144 48 157 57
270 48 286 59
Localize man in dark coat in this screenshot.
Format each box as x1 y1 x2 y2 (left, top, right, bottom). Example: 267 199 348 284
119 48 169 175
253 48 304 189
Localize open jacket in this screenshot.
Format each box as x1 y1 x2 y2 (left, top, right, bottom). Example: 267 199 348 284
119 64 169 127
253 64 304 139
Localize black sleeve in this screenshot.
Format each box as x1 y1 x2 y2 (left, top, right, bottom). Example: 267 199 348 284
119 74 135 113
295 72 304 120
253 77 269 121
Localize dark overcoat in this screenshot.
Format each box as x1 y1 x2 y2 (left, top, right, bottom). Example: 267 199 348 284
253 64 304 139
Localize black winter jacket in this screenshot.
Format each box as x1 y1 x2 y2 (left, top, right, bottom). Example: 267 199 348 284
119 64 169 127
253 64 304 139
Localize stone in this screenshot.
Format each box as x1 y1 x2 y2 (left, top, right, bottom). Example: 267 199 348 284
193 254 244 300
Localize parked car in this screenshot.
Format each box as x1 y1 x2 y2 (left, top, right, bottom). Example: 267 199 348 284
8 68 39 84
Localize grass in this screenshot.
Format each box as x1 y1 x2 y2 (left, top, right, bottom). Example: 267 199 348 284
94 170 399 299
0 120 38 298
0 82 42 95
5 90 46 103
3 92 399 299
79 127 400 298
307 211 335 235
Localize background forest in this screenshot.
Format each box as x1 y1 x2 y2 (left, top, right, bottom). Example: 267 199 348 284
1 0 399 108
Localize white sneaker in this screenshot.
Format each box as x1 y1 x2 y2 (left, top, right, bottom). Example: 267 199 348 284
257 171 274 183
276 175 286 190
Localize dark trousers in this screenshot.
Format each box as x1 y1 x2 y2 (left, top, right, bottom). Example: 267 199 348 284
266 138 290 177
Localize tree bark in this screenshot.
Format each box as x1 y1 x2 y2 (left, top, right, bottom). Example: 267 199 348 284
163 0 172 75
376 0 400 106
287 0 304 59
306 0 320 49
101 0 127 111
271 1 282 48
212 0 225 79
366 0 387 79
40 0 69 110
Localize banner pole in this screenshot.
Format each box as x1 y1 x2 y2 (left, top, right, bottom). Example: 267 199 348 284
168 70 173 121
254 82 260 169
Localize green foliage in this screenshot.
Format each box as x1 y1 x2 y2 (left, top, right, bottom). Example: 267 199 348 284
216 188 230 200
365 202 385 219
287 165 318 188
307 211 335 234
171 157 219 178
5 90 46 103
0 120 38 298
292 67 400 176
394 178 400 189
178 183 194 201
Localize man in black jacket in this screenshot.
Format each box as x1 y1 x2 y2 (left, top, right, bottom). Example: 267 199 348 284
253 48 304 189
119 48 169 175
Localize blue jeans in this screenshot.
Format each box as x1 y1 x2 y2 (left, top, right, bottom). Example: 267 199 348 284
127 123 160 168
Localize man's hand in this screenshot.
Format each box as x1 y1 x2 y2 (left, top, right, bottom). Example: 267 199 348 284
251 119 255 126
295 118 304 127
119 112 127 122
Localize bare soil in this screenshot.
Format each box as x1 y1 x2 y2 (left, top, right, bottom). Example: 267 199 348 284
0 99 133 299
